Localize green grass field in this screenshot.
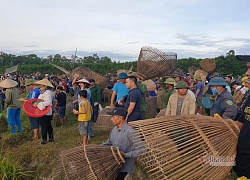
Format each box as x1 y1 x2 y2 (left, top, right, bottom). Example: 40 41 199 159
0 95 236 179
0 99 111 179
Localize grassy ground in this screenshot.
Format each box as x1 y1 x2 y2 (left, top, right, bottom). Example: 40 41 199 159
0 102 110 179
0 95 237 179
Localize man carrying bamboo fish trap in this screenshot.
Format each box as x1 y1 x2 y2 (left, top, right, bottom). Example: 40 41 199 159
102 107 145 180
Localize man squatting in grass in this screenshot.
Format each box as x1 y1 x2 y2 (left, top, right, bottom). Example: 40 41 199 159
72 90 92 145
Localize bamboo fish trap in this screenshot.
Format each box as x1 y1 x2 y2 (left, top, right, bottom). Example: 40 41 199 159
59 145 125 180
194 70 208 82
199 58 216 73
142 79 156 91
101 88 112 103
93 106 114 131
146 96 157 119
137 46 177 80
128 115 240 180
188 66 200 76
71 66 108 89
156 108 166 118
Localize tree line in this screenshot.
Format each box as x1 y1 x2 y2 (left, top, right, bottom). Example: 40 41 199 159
0 51 247 77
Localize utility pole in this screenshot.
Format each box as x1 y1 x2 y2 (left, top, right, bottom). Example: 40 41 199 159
72 47 77 70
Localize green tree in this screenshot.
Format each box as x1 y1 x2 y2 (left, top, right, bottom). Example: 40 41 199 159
226 50 235 57
101 56 112 63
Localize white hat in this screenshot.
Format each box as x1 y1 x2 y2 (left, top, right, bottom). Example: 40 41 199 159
0 78 18 88
35 78 53 88
76 78 90 84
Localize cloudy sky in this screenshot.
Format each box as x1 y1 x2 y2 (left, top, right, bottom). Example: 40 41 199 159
1 0 250 61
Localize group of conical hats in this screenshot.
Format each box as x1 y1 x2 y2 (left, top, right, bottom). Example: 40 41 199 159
0 78 53 88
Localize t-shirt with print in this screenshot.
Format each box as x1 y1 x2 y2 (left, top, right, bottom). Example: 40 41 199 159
28 87 40 99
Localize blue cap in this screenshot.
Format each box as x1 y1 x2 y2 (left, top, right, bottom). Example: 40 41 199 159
207 77 228 86
117 72 128 80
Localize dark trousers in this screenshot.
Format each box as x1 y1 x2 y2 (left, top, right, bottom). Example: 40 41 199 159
39 115 53 141
115 102 123 108
116 172 127 180
91 105 99 123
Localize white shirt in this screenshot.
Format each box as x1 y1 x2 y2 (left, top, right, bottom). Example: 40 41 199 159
187 89 196 101
37 90 53 115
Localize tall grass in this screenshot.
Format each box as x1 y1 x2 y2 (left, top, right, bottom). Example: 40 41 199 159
0 154 35 180
0 94 111 179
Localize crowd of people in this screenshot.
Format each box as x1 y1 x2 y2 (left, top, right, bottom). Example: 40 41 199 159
0 57 250 179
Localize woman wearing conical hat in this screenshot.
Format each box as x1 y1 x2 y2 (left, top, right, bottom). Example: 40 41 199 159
33 78 54 145
0 78 22 134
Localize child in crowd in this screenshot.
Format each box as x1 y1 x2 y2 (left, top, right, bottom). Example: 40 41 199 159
72 90 92 145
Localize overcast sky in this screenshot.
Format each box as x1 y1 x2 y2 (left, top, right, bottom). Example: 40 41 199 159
1 0 250 61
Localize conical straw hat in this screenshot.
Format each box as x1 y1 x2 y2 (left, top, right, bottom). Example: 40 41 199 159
0 78 18 88
35 78 53 88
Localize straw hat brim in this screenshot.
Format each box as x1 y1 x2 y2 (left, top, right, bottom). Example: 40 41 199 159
0 79 18 88
76 79 90 84
35 78 53 88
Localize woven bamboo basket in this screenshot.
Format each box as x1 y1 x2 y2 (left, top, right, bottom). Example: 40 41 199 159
117 65 133 76
102 88 113 103
93 106 114 131
173 68 185 77
146 96 157 119
71 66 108 89
117 69 127 76
137 46 177 80
194 70 208 82
58 145 125 180
188 66 200 76
156 108 166 118
199 58 216 73
128 115 240 180
142 79 156 91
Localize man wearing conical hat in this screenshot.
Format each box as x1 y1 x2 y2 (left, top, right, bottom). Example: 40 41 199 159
0 78 22 134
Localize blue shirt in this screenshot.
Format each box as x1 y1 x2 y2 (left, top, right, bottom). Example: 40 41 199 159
28 88 40 99
194 81 204 97
148 80 157 96
77 88 92 105
102 123 144 174
112 82 129 102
